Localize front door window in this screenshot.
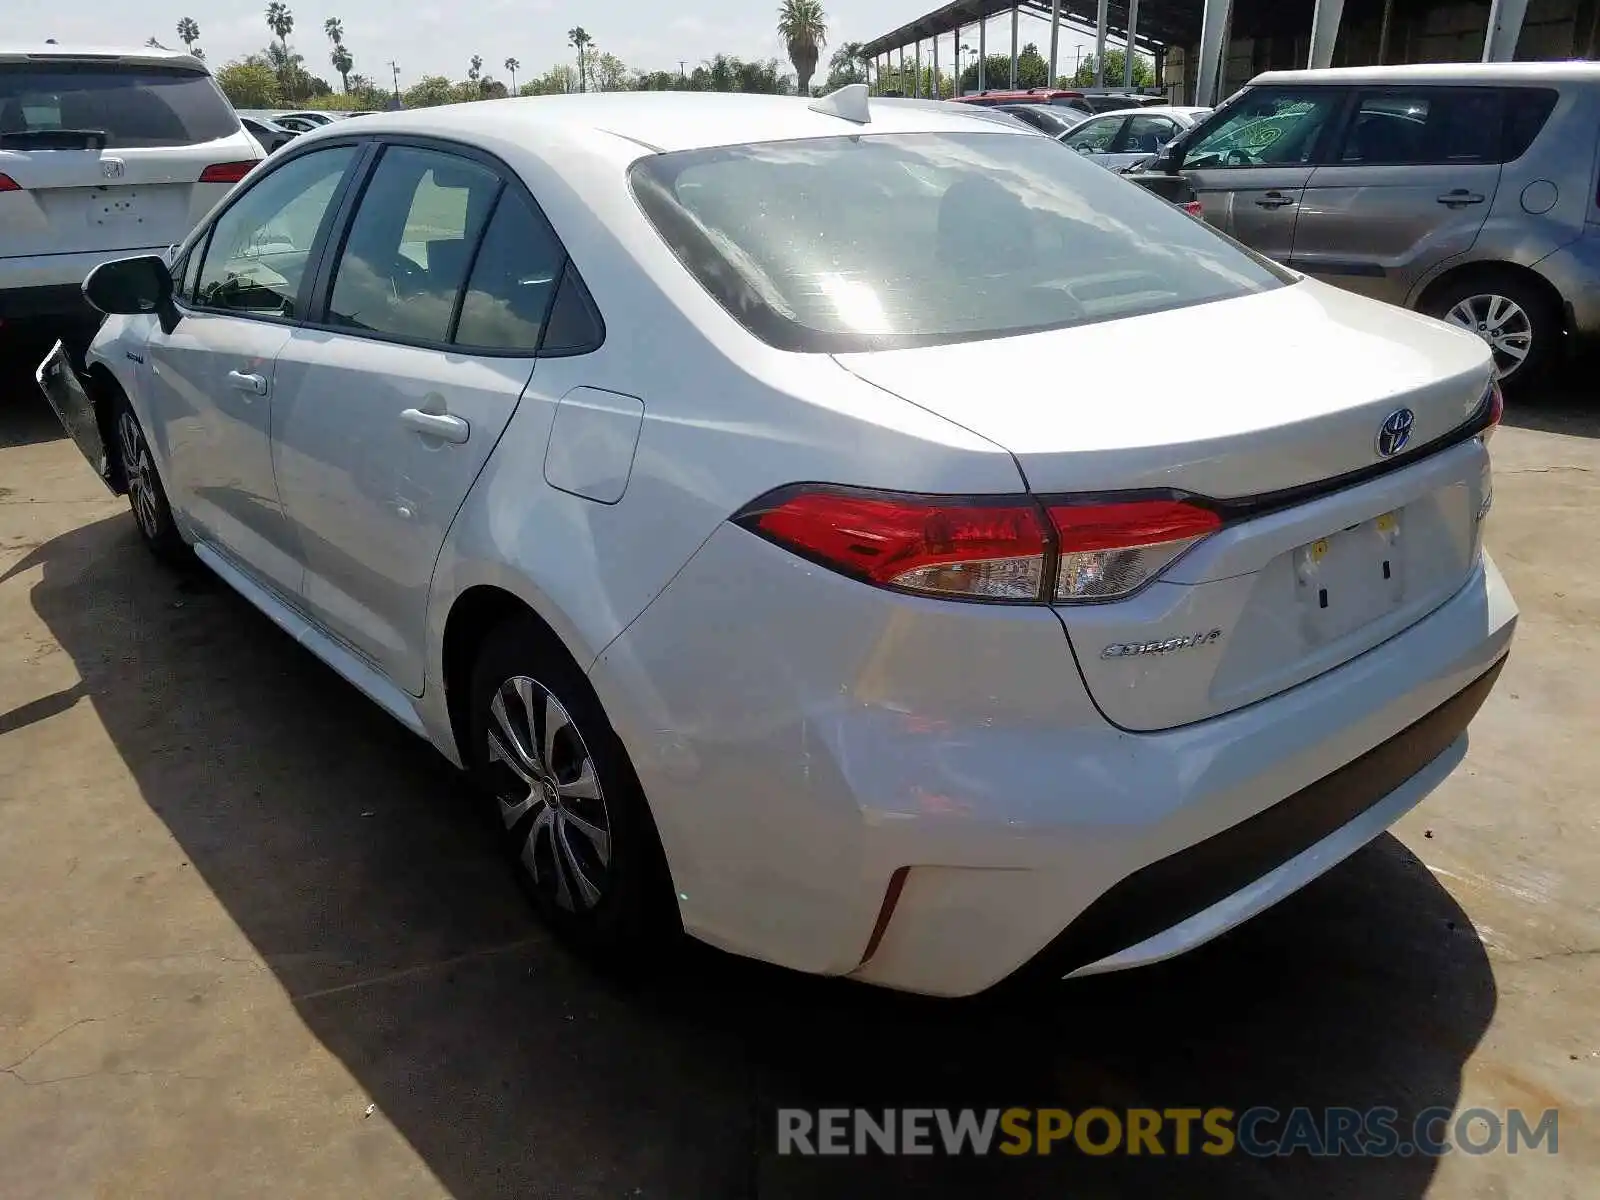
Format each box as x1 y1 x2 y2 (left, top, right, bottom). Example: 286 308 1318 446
1182 89 1344 169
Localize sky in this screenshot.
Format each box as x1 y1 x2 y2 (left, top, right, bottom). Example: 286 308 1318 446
12 0 1107 89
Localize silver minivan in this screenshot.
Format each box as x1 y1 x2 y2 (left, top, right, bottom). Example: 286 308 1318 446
1148 62 1600 388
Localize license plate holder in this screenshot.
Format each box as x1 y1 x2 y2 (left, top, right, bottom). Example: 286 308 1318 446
1294 510 1405 644
91 189 141 226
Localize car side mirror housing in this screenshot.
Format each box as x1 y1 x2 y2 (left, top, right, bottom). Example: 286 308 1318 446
83 255 180 334
1152 140 1184 173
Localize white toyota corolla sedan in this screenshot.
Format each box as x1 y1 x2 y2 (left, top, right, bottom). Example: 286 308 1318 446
40 86 1516 997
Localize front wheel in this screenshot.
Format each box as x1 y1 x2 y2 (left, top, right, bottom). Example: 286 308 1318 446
113 395 188 563
467 617 678 970
1424 275 1559 391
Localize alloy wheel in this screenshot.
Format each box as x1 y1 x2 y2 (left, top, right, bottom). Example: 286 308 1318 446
118 411 163 540
1443 293 1533 381
485 674 613 913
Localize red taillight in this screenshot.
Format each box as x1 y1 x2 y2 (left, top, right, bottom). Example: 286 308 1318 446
742 487 1049 601
0 173 20 193
1183 200 1204 217
1047 499 1221 601
736 486 1221 604
199 161 257 184
1487 379 1504 427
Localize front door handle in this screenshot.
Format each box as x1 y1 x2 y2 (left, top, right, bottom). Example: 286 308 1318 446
1255 191 1295 209
1437 190 1486 207
227 369 268 395
400 407 470 444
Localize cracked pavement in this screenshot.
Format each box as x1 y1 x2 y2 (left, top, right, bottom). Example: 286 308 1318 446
1 352 1597 1198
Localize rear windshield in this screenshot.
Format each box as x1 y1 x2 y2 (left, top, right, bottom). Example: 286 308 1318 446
630 132 1290 353
0 62 240 148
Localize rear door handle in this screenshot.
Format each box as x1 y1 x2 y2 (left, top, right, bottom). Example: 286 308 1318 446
1437 190 1486 206
400 407 470 444
226 369 268 395
1255 191 1295 209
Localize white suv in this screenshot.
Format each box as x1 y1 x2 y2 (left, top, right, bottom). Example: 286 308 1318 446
0 45 261 350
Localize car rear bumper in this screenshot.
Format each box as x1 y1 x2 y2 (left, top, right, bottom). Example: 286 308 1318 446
592 525 1517 997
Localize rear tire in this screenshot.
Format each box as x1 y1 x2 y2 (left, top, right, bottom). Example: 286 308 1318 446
466 616 679 972
1422 272 1559 393
112 393 188 564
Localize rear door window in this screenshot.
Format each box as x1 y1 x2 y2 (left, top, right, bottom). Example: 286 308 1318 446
453 191 568 353
325 145 500 344
0 62 240 149
1336 89 1502 165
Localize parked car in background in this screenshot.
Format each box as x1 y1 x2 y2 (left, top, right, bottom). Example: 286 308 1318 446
239 114 298 153
43 89 1513 999
273 109 337 127
1145 62 1600 388
952 88 1096 114
994 102 1087 135
1060 106 1212 170
0 44 261 355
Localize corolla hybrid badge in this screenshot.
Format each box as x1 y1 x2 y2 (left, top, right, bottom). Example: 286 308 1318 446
1101 629 1223 660
1376 407 1415 458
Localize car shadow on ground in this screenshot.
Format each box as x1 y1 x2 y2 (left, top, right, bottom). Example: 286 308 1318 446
0 482 1501 1198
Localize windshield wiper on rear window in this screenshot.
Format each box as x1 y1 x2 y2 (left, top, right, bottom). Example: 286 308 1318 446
0 128 110 150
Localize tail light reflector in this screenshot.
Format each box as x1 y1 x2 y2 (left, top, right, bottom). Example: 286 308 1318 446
735 486 1221 604
0 173 20 193
200 161 257 183
1048 499 1221 601
1482 378 1504 441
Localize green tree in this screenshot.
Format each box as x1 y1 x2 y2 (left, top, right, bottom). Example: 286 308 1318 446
176 17 201 58
403 75 456 108
1070 49 1153 89
215 59 281 107
593 52 628 92
1016 42 1050 88
568 27 591 93
777 0 827 95
825 40 867 89
504 58 520 91
468 55 483 83
522 64 577 95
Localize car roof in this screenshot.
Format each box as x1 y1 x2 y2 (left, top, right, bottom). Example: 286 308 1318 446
1251 61 1600 87
0 44 206 71
326 91 1035 155
1080 105 1210 120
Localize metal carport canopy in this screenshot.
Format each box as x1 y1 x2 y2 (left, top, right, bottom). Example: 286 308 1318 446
857 0 1203 59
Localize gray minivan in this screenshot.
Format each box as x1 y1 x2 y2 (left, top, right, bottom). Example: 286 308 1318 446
1147 62 1600 388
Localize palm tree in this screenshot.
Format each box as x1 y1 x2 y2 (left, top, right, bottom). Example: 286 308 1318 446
777 0 827 96
176 17 201 56
332 44 354 94
504 57 520 92
568 27 591 94
266 3 296 97
469 55 483 83
323 17 352 94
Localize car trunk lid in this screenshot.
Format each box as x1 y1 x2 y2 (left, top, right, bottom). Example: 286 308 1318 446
834 281 1496 730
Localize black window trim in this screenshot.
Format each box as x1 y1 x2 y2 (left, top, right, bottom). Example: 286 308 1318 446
178 136 376 326
297 132 606 360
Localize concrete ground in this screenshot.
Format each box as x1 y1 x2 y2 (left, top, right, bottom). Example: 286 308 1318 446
0 345 1595 1199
